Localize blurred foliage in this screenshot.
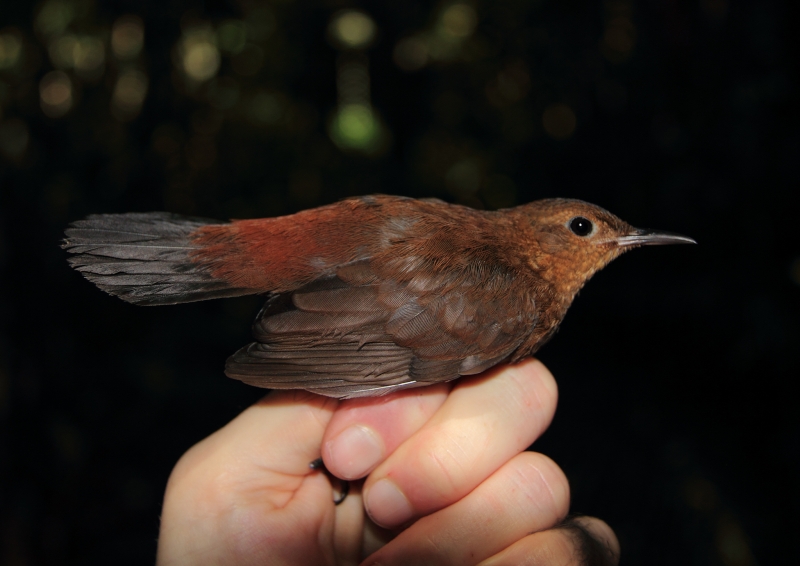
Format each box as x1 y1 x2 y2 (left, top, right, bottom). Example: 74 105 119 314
1 0 798 564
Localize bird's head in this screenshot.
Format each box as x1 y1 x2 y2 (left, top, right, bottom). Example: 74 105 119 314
513 198 695 301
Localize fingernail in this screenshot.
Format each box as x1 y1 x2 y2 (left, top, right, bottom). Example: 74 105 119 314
324 425 384 480
365 478 414 527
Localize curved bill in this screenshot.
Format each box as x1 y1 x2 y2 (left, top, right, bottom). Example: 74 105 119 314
616 228 697 247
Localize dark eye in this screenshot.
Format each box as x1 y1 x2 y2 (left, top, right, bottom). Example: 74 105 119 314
569 216 593 237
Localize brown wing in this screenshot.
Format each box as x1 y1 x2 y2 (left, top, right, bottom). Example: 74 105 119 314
225 253 538 398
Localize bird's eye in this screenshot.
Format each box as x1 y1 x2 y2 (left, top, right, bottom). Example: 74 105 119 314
569 216 594 237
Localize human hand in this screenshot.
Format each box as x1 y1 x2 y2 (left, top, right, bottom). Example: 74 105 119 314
156 359 620 565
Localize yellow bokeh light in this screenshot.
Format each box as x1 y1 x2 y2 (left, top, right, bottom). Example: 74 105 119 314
73 36 105 75
426 33 461 62
112 69 148 120
179 29 220 82
40 70 73 118
112 15 144 60
48 34 78 69
329 10 376 49
440 3 477 39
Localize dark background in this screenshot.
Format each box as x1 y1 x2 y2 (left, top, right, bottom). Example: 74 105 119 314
1 0 798 564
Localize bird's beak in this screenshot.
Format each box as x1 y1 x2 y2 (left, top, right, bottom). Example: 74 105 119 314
615 228 697 248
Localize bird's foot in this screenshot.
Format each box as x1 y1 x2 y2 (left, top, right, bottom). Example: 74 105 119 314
309 457 350 505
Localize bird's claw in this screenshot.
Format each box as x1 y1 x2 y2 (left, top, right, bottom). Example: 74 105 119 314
309 457 349 505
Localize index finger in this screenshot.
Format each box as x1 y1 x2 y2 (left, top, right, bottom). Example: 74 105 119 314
363 358 557 528
321 383 451 480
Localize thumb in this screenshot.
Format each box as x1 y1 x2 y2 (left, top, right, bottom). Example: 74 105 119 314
169 391 340 496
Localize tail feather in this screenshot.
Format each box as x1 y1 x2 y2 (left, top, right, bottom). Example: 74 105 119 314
63 212 256 305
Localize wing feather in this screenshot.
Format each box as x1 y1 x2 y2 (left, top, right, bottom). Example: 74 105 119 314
225 255 537 398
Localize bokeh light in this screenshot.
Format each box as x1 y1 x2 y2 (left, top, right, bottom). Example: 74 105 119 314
35 0 74 38
111 69 148 120
48 33 77 68
217 20 247 54
0 30 23 70
47 34 105 79
328 10 377 49
602 17 637 61
178 27 220 83
111 15 144 60
602 0 636 63
336 55 370 104
39 70 72 117
72 36 105 79
392 3 480 68
715 515 757 566
542 103 576 140
439 3 477 39
329 103 385 152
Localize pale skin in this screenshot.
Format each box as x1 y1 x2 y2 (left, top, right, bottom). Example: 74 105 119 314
156 359 620 565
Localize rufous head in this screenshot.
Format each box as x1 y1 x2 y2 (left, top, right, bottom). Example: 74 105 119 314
513 198 695 300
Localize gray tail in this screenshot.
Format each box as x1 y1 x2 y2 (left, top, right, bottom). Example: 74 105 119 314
63 212 253 306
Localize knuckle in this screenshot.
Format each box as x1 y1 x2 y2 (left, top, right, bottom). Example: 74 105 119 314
416 428 471 499
511 452 571 522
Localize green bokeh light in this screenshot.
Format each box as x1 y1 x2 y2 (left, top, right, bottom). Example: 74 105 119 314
329 103 382 151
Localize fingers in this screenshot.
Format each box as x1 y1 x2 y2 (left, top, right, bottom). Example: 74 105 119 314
157 391 342 564
177 390 337 480
362 358 558 527
322 383 450 480
161 390 338 521
479 516 621 566
361 452 570 566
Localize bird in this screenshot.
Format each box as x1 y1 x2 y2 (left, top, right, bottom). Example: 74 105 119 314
62 195 695 398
